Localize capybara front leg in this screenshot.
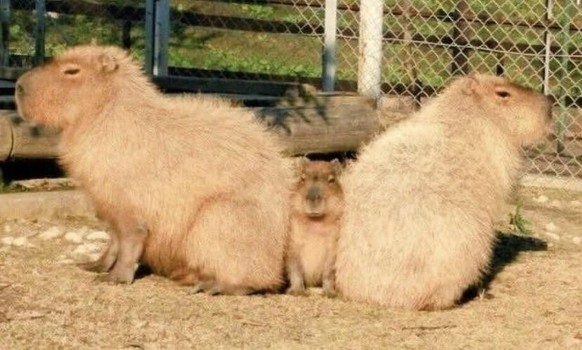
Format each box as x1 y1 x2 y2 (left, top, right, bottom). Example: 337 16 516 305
102 223 148 284
77 233 118 273
322 250 337 298
286 254 307 296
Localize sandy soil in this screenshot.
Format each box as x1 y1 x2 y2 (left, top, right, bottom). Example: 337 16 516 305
0 186 581 349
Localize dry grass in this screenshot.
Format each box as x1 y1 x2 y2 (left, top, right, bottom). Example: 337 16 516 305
0 186 581 349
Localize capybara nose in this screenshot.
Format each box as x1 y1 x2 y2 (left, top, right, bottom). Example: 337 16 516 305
306 186 322 203
15 82 25 96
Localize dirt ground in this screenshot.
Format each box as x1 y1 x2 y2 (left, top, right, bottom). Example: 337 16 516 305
0 185 581 349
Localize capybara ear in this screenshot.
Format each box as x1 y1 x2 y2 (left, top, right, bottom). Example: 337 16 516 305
98 53 119 73
330 158 342 176
462 73 480 96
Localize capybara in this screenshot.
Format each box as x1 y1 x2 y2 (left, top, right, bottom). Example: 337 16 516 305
15 44 292 294
336 73 552 310
286 158 344 296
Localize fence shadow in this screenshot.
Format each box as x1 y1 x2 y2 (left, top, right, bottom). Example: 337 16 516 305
461 232 547 303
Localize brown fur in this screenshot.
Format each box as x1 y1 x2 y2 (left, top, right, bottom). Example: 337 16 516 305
15 44 292 294
286 159 344 296
336 74 552 310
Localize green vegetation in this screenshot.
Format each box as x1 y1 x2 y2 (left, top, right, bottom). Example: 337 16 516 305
509 203 532 235
4 0 581 96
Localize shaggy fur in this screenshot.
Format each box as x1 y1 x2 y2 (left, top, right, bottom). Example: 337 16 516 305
335 74 552 310
286 159 344 296
15 44 292 294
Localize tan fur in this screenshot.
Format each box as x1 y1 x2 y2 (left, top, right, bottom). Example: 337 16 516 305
286 159 344 296
15 44 292 293
336 74 552 310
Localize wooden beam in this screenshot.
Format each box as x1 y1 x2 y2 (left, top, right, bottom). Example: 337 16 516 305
257 94 379 155
2 95 582 160
1 95 380 160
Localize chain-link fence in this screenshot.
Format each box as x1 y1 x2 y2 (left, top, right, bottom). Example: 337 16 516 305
1 0 581 179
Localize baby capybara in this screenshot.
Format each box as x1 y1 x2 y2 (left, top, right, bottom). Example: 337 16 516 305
336 73 553 310
15 44 292 295
286 159 344 296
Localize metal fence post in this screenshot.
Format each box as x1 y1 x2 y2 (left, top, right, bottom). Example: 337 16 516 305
145 0 169 76
0 0 9 67
554 0 575 154
357 0 383 98
322 0 337 92
33 0 46 66
144 0 154 75
153 0 169 76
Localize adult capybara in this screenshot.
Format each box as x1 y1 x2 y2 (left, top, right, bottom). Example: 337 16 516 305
15 44 292 295
286 159 344 296
336 73 552 310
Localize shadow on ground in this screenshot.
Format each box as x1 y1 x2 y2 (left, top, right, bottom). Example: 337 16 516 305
462 232 547 302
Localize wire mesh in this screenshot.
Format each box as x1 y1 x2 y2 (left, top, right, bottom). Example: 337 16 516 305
2 0 581 179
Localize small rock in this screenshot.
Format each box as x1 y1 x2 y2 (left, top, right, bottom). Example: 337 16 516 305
12 237 29 247
64 231 84 244
1 236 14 246
545 222 559 232
85 231 110 241
72 243 101 256
3 225 11 234
38 227 63 240
58 258 75 265
88 253 101 262
570 200 581 207
534 195 549 203
573 237 581 245
544 231 560 241
549 200 562 208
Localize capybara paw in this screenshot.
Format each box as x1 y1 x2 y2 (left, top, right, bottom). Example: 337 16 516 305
286 287 308 296
95 269 135 285
77 260 109 273
192 281 216 294
192 281 254 296
322 288 337 299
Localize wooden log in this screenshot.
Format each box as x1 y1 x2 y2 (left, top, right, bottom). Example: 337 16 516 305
0 110 11 161
0 110 60 160
2 95 579 160
257 94 379 155
0 95 380 159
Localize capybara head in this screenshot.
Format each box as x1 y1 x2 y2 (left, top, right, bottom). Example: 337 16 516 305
447 73 553 147
15 44 147 128
292 158 344 218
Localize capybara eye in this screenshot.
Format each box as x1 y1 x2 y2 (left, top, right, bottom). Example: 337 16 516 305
496 90 511 99
64 68 80 75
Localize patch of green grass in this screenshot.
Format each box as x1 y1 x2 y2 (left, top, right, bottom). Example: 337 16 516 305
509 203 532 235
5 0 580 96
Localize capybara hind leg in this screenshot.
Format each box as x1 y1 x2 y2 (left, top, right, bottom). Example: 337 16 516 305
193 280 255 296
188 197 285 294
77 235 118 273
169 268 201 286
103 223 148 284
